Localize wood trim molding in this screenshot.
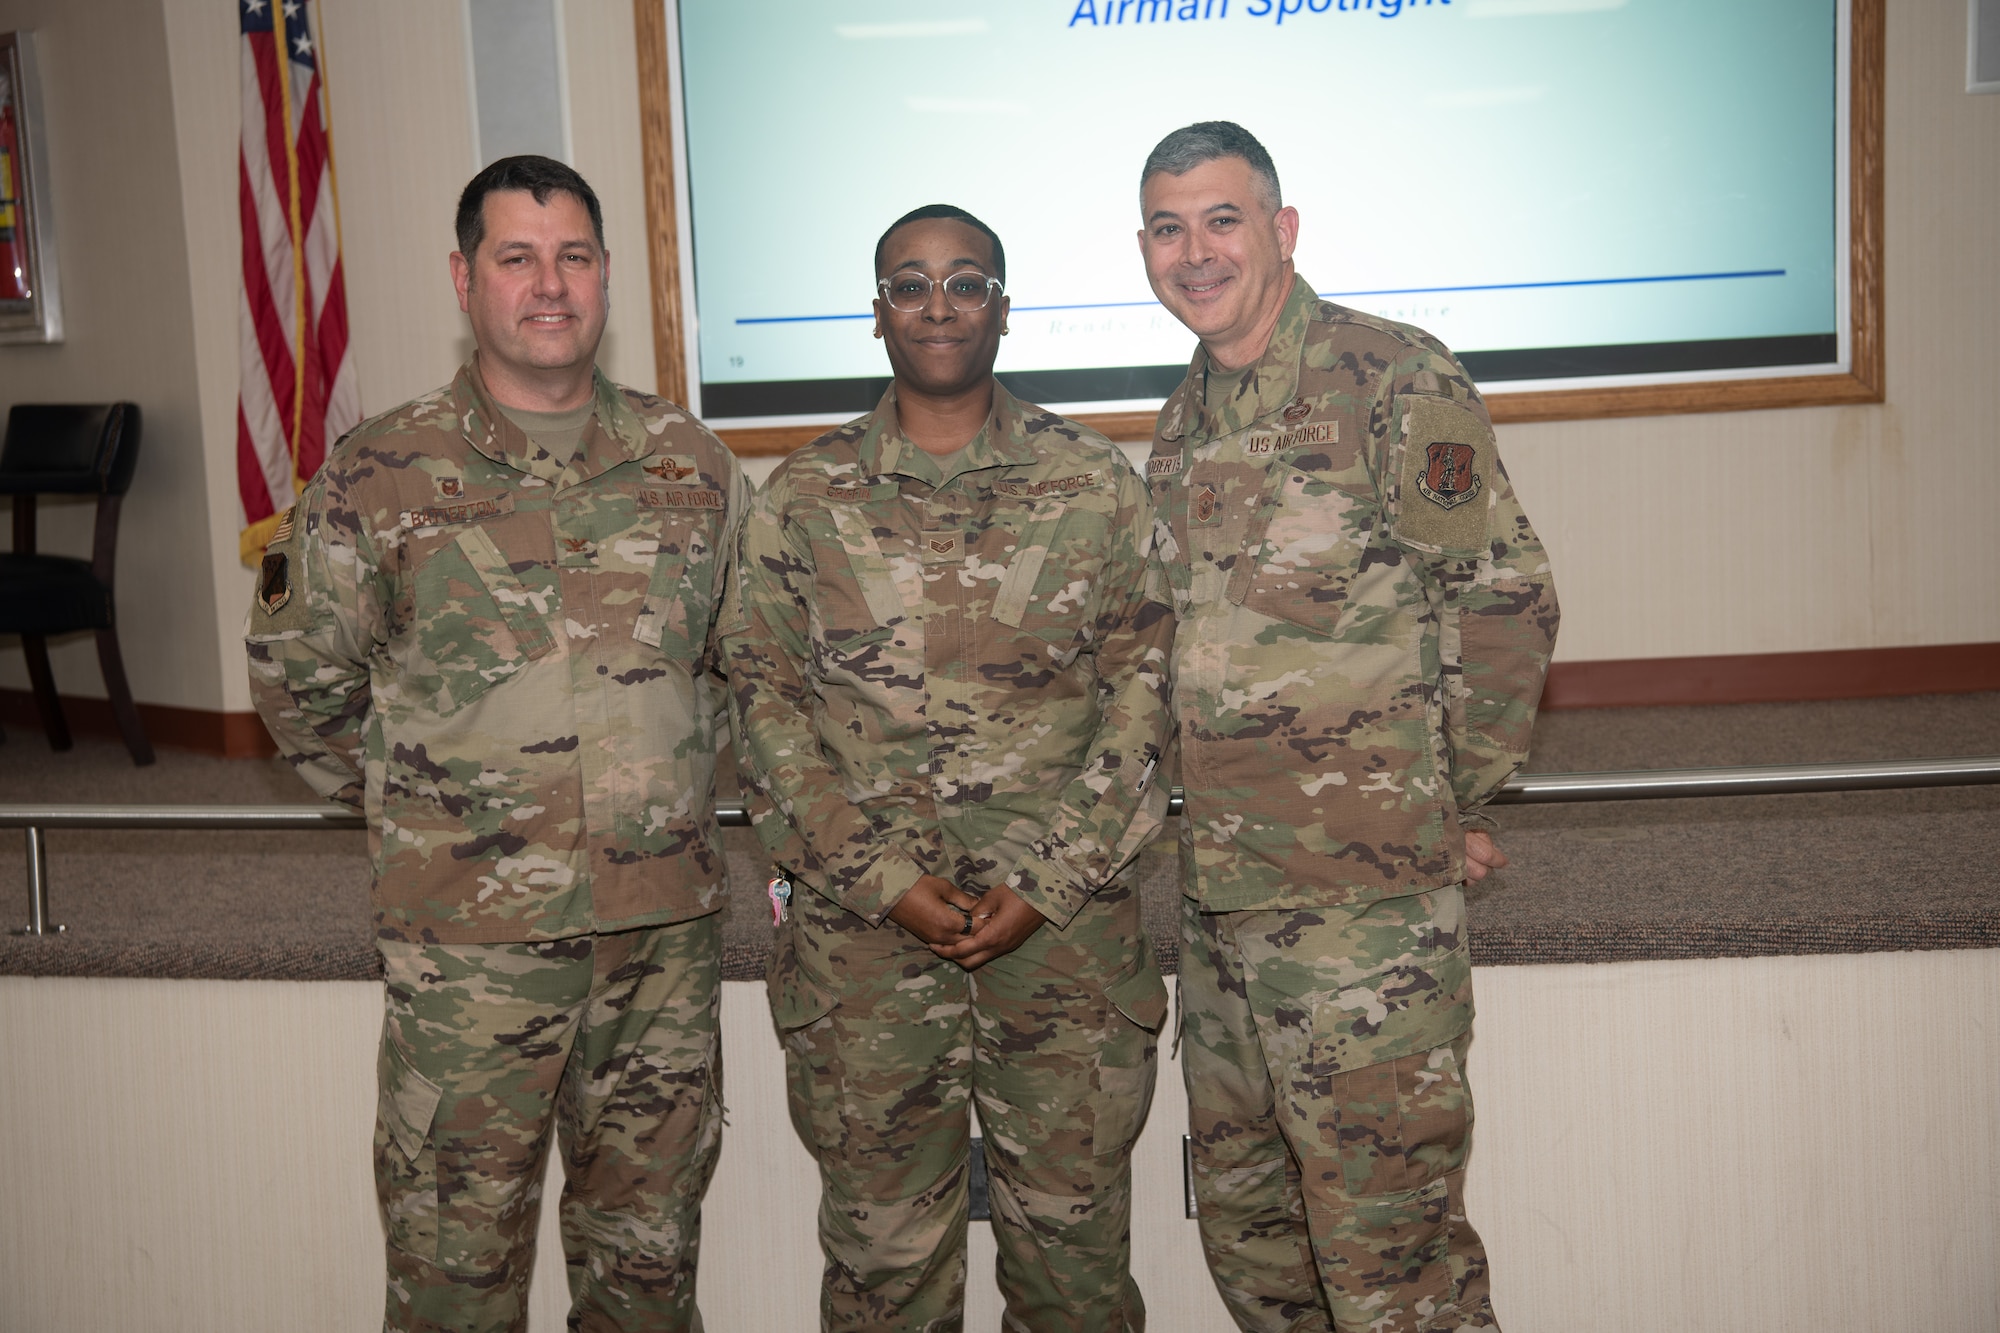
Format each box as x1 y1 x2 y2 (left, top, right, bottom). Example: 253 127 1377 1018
632 0 687 407
1542 644 2000 711
646 2 1883 451
0 690 278 759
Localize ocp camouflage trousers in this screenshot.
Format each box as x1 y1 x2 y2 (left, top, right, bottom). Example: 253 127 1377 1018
769 875 1168 1332
1180 889 1498 1333
374 917 722 1333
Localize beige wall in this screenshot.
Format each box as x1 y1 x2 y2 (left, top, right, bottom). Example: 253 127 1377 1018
3 1 1994 715
4 953 1996 1330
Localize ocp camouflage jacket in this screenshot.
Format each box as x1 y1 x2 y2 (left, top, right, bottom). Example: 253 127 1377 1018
1150 276 1559 912
246 361 746 943
722 382 1174 929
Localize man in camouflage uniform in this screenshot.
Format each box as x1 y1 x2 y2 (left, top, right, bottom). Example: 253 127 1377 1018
1136 123 1559 1332
722 205 1175 1331
246 156 744 1333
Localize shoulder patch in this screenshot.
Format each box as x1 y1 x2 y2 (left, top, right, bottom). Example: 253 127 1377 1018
1394 395 1495 555
247 505 316 636
257 550 292 615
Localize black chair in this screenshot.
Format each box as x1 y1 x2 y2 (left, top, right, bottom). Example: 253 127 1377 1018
0 403 153 765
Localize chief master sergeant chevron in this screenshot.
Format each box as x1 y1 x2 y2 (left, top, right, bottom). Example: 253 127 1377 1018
1136 122 1559 1332
245 155 745 1333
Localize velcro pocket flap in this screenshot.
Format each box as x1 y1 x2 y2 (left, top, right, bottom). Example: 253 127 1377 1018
378 1033 444 1163
1105 954 1169 1033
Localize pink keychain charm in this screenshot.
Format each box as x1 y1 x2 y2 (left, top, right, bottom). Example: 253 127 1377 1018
767 874 792 926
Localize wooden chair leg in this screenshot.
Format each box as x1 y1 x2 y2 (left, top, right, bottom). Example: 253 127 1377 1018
95 627 154 766
21 633 72 751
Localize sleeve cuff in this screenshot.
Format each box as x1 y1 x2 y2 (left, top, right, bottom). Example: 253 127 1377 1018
841 845 930 928
1003 842 1092 930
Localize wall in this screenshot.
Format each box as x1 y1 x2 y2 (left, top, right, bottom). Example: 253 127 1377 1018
3 1 1994 721
0 0 229 712
4 954 1996 1330
1497 1 2000 662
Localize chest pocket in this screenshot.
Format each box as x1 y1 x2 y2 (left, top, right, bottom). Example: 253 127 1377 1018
1230 461 1370 638
992 499 1110 657
632 507 726 664
409 519 557 716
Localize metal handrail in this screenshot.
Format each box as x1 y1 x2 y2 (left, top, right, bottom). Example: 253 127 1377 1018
8 755 1999 936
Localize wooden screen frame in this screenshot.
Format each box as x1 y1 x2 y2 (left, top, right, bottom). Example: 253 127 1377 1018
633 0 1883 455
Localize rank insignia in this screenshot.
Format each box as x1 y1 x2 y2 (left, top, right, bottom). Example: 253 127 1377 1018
437 476 464 498
1417 440 1483 510
1192 483 1219 525
927 536 957 555
1283 396 1312 425
257 551 291 615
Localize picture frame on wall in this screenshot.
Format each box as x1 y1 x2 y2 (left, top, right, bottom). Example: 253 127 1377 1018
0 31 61 344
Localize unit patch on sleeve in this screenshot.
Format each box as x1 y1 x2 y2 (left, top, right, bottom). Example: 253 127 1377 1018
1394 394 1496 555
257 551 291 615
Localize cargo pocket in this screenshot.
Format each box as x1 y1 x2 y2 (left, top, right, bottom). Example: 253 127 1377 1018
374 1027 445 1260
1324 1041 1471 1199
767 928 842 1155
409 522 557 715
1091 952 1168 1157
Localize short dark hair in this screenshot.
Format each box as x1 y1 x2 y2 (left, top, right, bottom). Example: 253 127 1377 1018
455 155 605 258
1140 121 1282 213
874 204 1006 285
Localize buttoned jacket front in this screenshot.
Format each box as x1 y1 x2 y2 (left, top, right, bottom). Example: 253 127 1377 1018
247 361 746 943
1150 277 1559 913
724 383 1174 928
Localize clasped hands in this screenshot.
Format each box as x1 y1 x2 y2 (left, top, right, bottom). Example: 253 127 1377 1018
887 833 1503 968
887 874 1045 970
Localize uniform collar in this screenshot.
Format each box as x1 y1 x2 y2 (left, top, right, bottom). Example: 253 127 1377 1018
1185 273 1318 443
857 379 1040 484
452 359 651 489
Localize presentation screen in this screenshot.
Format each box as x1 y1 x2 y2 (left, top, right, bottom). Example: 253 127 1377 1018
673 0 1845 427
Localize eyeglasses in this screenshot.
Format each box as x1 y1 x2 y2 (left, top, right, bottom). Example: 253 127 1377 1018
877 269 1004 314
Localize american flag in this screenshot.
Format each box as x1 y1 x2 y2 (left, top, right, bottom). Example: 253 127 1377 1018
237 0 357 563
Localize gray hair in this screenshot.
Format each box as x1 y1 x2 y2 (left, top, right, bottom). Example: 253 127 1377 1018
1139 121 1282 213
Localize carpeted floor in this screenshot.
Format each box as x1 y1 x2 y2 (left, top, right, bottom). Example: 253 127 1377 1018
1 693 1996 980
